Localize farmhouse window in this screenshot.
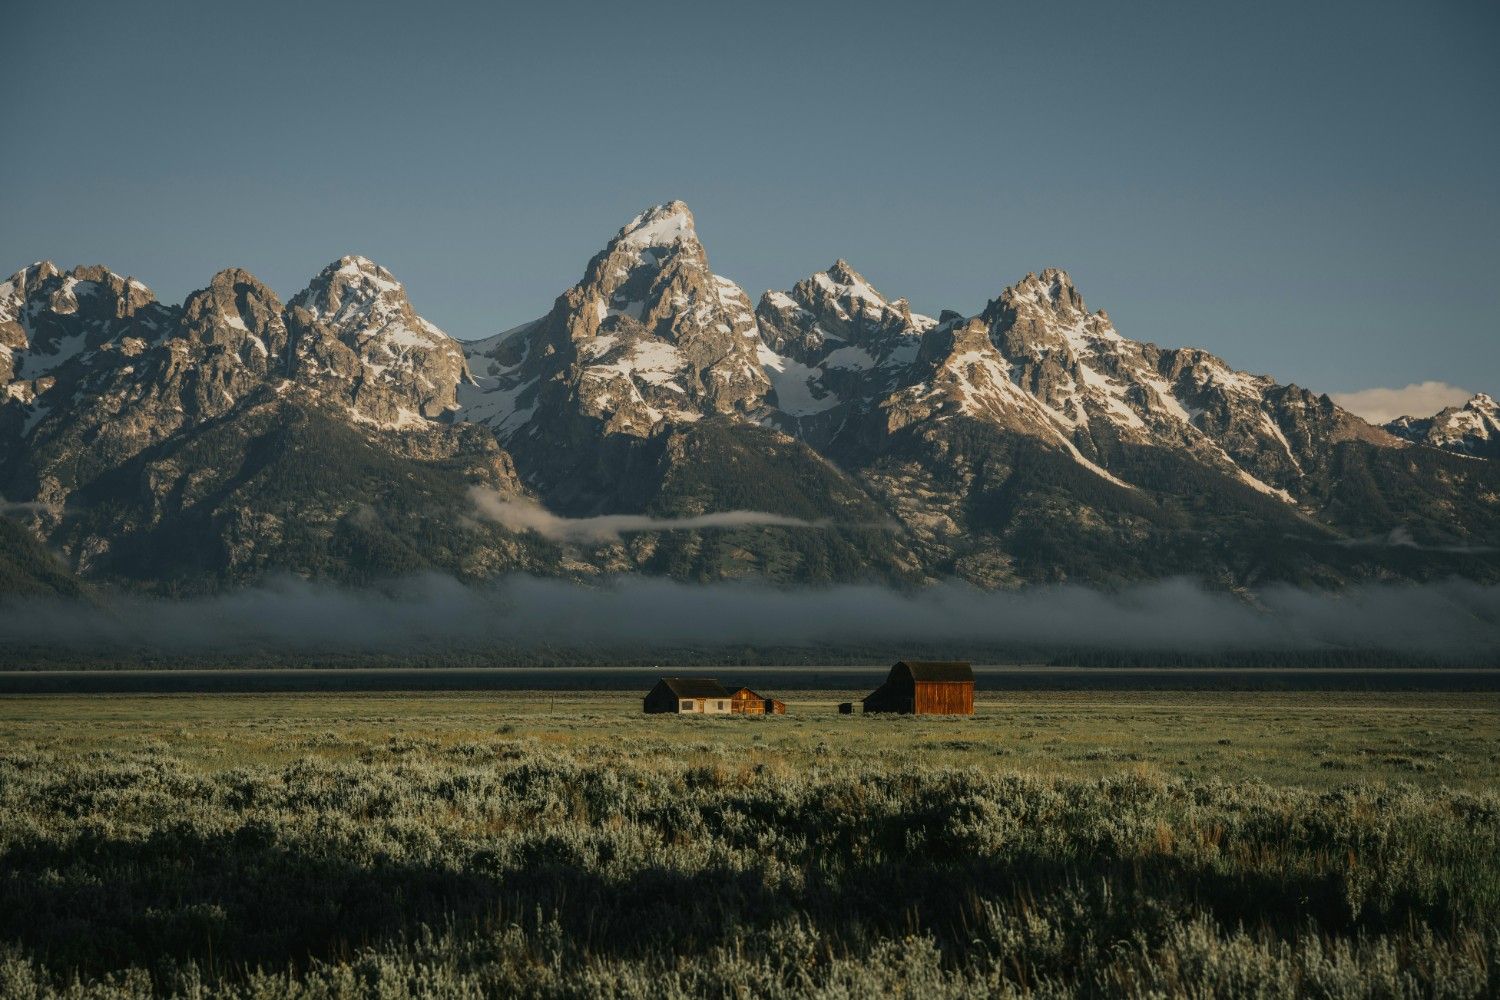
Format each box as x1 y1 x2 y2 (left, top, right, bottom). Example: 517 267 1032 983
680 700 694 710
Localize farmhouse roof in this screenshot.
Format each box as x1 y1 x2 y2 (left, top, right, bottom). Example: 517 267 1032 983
658 677 731 699
896 660 974 682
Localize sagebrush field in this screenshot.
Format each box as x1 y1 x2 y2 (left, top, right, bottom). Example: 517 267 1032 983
1 690 1496 998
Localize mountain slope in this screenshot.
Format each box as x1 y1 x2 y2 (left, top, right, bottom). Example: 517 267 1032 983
0 260 538 590
3 201 1498 592
747 262 1498 584
449 203 919 582
0 516 87 597
459 201 769 451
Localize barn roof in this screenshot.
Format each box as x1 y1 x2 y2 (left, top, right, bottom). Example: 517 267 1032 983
896 660 974 682
657 677 731 698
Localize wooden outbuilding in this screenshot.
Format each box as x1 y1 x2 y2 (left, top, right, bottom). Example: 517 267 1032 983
861 660 974 715
730 687 786 715
643 677 733 715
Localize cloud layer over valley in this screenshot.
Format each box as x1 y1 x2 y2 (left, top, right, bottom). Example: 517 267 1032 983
1 575 1497 660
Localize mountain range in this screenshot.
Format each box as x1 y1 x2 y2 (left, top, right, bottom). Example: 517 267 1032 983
3 201 1498 597
1384 392 1499 460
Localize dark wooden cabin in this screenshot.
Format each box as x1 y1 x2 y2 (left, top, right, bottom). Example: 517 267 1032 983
730 687 786 715
643 677 733 714
861 661 974 715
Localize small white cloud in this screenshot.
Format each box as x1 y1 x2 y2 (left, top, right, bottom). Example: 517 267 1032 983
1330 381 1475 424
0 497 58 515
467 488 833 543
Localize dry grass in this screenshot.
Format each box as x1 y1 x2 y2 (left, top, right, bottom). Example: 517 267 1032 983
0 689 1495 997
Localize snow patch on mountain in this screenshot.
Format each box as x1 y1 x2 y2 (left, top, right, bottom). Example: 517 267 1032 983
589 340 688 388
618 201 697 249
457 373 538 434
758 343 839 416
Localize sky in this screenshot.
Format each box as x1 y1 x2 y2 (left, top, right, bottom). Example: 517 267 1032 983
3 0 1496 416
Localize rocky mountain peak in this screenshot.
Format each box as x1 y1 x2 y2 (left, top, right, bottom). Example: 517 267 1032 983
570 202 716 335
16 260 59 282
458 202 770 444
1386 391 1500 459
810 259 884 303
750 262 937 439
1 261 61 306
874 314 1132 488
758 260 934 365
615 200 698 249
179 269 289 375
980 269 1126 376
40 265 158 320
825 259 864 285
292 256 413 326
284 258 467 428
0 263 171 387
4 208 1499 595
989 268 1091 326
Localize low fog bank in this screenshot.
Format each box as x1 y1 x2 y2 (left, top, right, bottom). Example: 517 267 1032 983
1 576 1498 662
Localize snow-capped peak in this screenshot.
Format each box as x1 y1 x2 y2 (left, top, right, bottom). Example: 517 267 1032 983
292 256 416 330
617 201 698 249
1388 391 1500 458
1004 268 1088 314
334 254 390 274
6 261 60 287
290 257 450 358
813 260 887 309
325 255 405 294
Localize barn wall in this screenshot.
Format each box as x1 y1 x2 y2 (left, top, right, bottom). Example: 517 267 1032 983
731 694 766 715
645 686 735 714
643 685 678 714
913 682 974 715
862 690 913 713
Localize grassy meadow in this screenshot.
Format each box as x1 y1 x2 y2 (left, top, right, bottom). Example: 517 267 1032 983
0 690 1496 997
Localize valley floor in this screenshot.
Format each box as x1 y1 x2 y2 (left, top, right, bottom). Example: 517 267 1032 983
1 691 1497 997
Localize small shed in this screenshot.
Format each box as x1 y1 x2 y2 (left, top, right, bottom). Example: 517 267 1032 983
861 661 974 715
730 687 786 715
643 677 733 715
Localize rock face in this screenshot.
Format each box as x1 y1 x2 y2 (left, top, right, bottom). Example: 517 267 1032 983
964 268 1403 502
460 202 768 446
3 200 1498 594
1387 393 1500 459
2 263 193 506
287 256 470 428
754 260 934 447
0 258 529 589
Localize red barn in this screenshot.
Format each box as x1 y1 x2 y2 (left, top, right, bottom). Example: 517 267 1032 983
861 661 974 715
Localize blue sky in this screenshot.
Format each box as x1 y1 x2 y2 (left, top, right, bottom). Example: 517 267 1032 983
3 0 1496 413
